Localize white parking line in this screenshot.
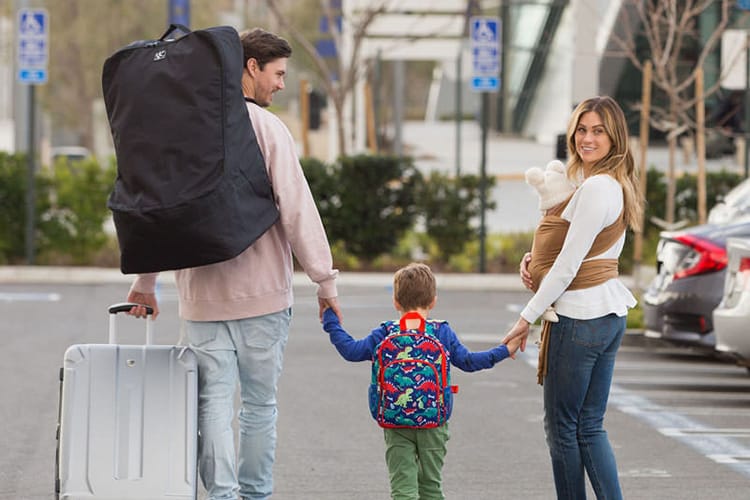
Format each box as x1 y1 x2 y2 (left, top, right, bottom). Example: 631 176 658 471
613 391 750 478
709 454 750 464
610 375 750 388
661 428 750 438
619 468 672 478
0 292 60 302
519 344 750 479
629 406 750 417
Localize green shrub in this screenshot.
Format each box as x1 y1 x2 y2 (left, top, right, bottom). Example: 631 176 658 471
626 300 643 330
674 169 743 223
300 157 337 216
442 232 533 273
0 153 53 264
37 157 117 264
642 167 743 230
303 155 498 267
418 171 496 260
305 154 423 260
0 153 116 265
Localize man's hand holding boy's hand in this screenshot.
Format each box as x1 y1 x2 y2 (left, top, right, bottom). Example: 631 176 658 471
319 297 342 323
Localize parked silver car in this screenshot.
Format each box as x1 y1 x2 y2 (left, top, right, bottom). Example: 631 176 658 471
707 177 750 224
642 221 750 348
712 237 750 372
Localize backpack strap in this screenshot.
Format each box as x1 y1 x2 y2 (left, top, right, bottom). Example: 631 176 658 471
399 311 425 332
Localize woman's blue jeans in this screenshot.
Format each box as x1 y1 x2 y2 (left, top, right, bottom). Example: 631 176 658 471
543 313 625 500
186 309 291 500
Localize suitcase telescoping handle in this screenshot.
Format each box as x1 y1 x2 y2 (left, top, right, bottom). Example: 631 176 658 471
107 302 155 345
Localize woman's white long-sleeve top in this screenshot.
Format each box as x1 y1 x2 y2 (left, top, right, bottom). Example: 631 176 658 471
520 174 637 324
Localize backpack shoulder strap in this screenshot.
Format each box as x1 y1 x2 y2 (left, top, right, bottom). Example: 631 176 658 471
423 319 445 337
381 320 400 336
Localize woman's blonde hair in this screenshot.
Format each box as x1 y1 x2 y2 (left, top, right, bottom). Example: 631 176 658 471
565 96 644 231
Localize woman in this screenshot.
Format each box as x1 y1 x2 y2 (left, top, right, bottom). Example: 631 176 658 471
503 96 643 499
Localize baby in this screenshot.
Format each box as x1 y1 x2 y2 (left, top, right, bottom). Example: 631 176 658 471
524 159 577 323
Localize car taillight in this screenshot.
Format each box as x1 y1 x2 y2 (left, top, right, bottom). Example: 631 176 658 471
740 257 750 272
672 234 728 280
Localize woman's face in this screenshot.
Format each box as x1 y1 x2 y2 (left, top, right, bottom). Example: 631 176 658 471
574 111 612 170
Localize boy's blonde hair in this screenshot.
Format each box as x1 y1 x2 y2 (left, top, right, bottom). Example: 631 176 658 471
393 262 436 311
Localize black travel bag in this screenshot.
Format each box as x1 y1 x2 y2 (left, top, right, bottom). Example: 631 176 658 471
102 24 279 274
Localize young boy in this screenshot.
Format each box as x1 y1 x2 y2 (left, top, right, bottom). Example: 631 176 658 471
321 262 522 500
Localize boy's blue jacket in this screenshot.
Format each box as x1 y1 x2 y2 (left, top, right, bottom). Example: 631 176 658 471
322 308 511 371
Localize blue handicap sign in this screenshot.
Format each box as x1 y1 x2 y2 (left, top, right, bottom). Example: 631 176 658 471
472 76 500 91
470 17 500 92
19 10 46 36
18 68 47 83
17 8 49 84
471 18 498 45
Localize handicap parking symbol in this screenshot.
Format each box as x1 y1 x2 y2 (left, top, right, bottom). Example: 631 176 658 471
17 8 48 84
471 18 498 45
19 10 46 37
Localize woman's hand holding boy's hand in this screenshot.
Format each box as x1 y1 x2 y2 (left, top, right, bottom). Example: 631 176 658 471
504 333 524 359
503 317 530 356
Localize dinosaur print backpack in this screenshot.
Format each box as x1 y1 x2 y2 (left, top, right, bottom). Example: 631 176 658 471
369 312 458 429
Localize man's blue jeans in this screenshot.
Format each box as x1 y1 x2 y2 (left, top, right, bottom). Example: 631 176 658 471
186 309 291 500
543 313 625 500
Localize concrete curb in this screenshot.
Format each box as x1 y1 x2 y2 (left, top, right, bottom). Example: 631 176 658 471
0 266 140 285
0 265 650 293
0 266 527 291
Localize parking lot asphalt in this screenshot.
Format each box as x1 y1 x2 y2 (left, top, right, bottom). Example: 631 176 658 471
0 265 654 294
5 266 750 500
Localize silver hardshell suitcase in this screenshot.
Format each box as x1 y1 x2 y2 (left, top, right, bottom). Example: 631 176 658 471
55 303 198 500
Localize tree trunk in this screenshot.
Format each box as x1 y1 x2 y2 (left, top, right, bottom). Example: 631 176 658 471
333 98 347 158
666 133 677 225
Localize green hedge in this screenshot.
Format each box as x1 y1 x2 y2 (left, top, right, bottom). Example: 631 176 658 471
303 157 746 272
39 157 117 264
0 151 744 272
302 155 493 266
0 153 51 263
0 153 115 265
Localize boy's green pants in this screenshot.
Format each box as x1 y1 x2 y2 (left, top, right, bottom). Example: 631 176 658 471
383 424 450 500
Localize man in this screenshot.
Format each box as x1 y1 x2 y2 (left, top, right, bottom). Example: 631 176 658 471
128 28 342 500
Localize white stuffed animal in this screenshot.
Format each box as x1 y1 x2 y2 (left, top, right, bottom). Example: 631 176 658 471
524 159 576 211
525 160 576 323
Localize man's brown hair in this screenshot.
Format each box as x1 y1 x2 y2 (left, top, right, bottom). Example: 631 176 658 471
393 262 436 311
240 28 292 69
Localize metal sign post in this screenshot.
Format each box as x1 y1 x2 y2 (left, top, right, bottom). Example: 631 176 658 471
739 1 750 177
737 0 750 179
17 8 48 265
168 0 190 26
470 17 500 273
746 33 749 178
